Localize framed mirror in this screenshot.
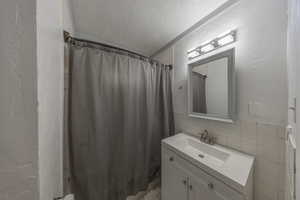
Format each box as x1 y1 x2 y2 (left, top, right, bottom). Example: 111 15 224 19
188 48 236 123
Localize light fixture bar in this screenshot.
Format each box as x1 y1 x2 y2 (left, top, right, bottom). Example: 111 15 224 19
187 30 237 59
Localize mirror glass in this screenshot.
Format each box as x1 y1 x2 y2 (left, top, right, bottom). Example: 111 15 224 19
188 48 235 122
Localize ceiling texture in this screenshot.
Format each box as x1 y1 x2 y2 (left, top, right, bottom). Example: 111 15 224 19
70 0 228 56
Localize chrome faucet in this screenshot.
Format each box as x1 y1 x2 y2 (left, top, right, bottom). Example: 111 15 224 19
200 130 209 141
199 130 216 145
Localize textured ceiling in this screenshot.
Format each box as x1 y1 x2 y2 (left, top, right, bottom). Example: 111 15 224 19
70 0 228 56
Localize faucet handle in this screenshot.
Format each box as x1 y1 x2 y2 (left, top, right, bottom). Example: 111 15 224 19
200 132 207 140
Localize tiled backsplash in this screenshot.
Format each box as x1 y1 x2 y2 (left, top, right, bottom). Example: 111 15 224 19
174 113 286 200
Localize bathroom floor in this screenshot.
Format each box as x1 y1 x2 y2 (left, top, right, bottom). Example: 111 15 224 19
127 178 161 200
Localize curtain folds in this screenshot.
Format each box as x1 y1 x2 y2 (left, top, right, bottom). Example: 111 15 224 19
192 72 207 113
67 43 174 200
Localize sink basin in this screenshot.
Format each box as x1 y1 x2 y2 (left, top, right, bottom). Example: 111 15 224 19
185 138 230 166
162 133 255 190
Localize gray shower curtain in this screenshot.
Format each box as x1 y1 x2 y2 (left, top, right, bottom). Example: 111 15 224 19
67 42 174 200
192 72 207 113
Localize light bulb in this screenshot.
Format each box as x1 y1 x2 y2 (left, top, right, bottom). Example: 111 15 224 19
188 50 200 59
200 44 214 52
217 34 234 46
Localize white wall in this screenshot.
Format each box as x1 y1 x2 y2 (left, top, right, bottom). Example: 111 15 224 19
0 1 38 200
287 0 300 199
0 1 74 199
287 0 298 136
63 0 76 195
63 0 75 34
155 0 287 199
37 1 75 198
37 0 65 199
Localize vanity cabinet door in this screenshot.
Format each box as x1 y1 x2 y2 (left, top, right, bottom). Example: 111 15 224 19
186 158 244 200
162 150 189 200
188 177 214 200
189 175 243 200
209 182 243 200
189 176 243 200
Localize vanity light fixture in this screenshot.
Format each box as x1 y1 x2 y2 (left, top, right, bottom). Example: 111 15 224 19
187 30 237 59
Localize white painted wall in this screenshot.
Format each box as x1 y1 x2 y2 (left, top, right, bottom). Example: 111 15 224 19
37 0 65 199
62 0 76 195
0 1 38 200
0 1 74 199
287 0 298 136
287 0 300 199
63 0 75 34
37 0 76 198
155 0 287 199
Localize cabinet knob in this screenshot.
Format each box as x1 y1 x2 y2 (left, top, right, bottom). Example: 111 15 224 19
189 185 193 190
182 180 187 185
169 157 174 162
208 183 214 189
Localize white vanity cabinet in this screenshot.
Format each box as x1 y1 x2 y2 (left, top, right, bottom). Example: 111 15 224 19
162 134 254 200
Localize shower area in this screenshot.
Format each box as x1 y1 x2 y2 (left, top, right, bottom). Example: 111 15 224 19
63 33 175 200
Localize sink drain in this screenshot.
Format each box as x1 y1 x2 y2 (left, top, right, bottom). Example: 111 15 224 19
198 154 205 158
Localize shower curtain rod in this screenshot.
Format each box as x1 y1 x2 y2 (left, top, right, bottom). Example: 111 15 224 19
63 30 172 69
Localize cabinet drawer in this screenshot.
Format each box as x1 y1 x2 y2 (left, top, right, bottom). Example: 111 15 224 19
162 146 244 200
